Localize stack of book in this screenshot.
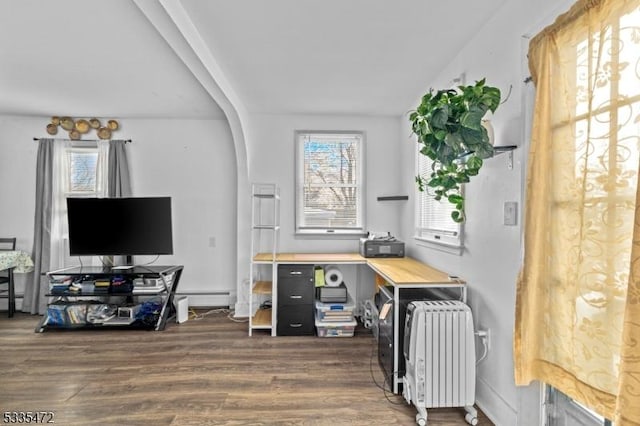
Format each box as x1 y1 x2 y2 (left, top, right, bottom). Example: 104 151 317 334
315 295 356 322
49 276 72 294
94 279 111 294
314 294 358 337
64 304 86 324
132 276 166 294
46 303 87 326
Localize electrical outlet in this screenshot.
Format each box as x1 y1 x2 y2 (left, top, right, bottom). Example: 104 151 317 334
485 328 491 352
477 328 491 351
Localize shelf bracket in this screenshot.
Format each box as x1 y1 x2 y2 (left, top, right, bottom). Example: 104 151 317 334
492 145 517 170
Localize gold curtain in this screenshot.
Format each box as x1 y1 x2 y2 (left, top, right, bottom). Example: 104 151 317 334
515 0 640 423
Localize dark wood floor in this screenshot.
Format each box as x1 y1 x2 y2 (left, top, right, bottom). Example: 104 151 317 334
0 310 493 426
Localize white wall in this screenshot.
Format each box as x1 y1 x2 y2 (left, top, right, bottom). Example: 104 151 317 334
397 0 575 424
247 113 403 253
123 119 237 305
0 115 237 308
0 116 38 251
0 115 44 311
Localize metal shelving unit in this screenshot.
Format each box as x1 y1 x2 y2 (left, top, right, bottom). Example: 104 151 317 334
248 183 280 336
37 265 183 333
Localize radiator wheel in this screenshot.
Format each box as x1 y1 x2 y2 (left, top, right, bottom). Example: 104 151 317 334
465 413 478 425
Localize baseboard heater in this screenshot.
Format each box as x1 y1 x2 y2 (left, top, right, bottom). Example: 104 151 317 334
174 291 231 308
402 300 478 426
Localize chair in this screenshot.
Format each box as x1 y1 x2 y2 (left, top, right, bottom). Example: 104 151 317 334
0 238 17 317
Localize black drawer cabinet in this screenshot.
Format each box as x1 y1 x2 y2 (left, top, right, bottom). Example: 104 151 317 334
277 305 314 335
277 264 315 336
278 277 314 305
278 264 315 279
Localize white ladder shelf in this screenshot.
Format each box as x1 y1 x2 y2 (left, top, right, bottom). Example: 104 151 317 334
248 183 280 336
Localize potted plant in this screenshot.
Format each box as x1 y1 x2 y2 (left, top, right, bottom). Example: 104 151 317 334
409 78 501 222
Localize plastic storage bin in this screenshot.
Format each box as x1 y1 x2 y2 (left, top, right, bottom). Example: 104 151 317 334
315 295 355 322
315 317 357 337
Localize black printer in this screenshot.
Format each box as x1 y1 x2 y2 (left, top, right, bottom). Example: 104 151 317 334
359 233 405 258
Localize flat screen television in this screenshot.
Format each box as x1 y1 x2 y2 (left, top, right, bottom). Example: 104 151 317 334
67 197 173 257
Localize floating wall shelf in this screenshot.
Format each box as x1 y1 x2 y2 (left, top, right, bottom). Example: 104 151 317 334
456 145 518 169
493 145 518 154
377 196 409 201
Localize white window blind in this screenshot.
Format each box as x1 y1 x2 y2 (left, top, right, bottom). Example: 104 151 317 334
295 131 364 235
415 149 463 248
68 150 98 193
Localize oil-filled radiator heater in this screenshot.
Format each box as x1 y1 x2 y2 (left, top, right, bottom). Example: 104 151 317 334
402 300 478 426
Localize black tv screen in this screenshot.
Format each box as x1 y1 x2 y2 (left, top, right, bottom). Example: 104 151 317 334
67 197 173 256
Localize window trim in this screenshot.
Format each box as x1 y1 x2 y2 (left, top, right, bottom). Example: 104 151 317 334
544 385 610 426
294 130 365 237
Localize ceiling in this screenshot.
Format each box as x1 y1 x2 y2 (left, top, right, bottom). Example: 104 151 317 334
0 0 507 120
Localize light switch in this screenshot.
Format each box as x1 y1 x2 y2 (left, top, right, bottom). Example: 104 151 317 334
504 202 518 226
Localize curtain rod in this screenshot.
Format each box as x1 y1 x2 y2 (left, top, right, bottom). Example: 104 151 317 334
33 137 132 143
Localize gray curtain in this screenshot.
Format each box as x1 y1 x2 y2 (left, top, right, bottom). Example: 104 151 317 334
25 139 54 314
108 140 132 197
25 139 131 313
108 140 132 266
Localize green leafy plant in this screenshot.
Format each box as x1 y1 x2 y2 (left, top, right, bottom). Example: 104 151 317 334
409 78 501 222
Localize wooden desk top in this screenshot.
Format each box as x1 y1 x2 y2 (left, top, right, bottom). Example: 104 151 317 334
253 252 465 286
254 252 367 264
367 257 464 286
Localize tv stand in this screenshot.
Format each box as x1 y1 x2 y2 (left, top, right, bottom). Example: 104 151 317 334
36 265 184 333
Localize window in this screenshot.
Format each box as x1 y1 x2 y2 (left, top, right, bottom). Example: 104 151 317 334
55 143 104 235
415 148 463 249
50 142 108 267
295 131 364 235
545 386 612 426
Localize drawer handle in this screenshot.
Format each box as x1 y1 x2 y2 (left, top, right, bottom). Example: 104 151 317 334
289 323 303 328
289 271 302 275
289 295 302 299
